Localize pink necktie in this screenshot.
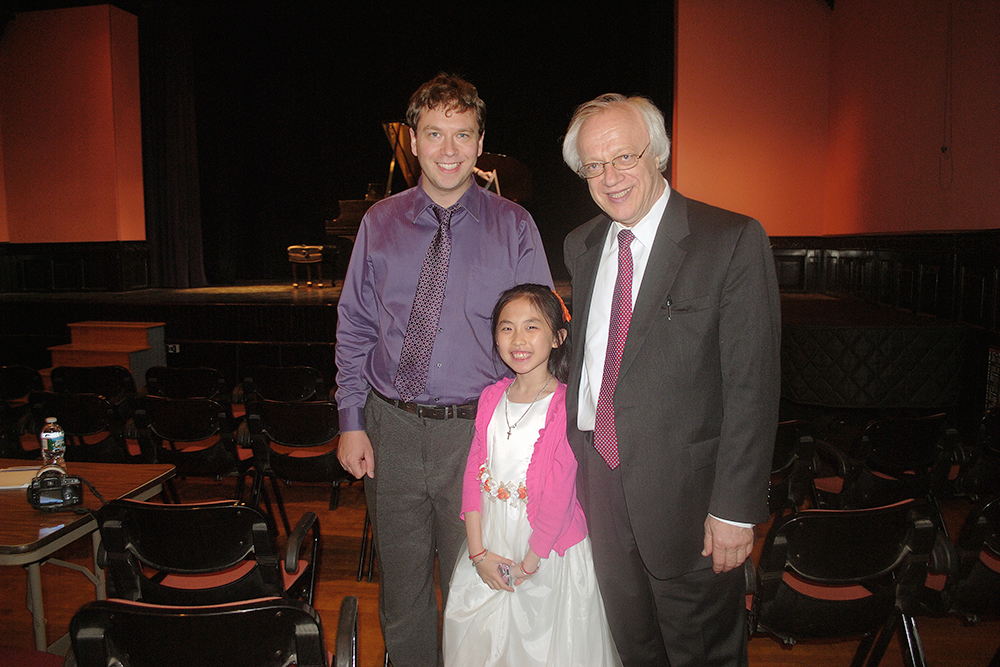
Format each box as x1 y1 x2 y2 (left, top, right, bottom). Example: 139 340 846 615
394 204 454 402
594 229 635 469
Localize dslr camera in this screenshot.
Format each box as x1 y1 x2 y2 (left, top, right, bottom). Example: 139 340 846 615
26 465 83 511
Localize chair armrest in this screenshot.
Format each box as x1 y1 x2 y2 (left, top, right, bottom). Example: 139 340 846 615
285 511 320 574
813 438 854 477
235 420 251 448
334 595 359 667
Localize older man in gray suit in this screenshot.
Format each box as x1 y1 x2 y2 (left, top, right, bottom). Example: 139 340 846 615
562 94 781 667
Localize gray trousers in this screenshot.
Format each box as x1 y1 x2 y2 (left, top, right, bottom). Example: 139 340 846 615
364 393 474 667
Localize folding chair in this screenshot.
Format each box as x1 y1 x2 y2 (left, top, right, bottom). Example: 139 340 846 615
97 498 319 606
245 399 350 535
70 596 359 667
749 499 945 667
134 394 251 501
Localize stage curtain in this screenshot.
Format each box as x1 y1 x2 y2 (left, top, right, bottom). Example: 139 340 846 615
139 1 207 288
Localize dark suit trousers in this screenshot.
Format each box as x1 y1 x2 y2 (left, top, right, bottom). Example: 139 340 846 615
364 393 474 667
578 434 749 667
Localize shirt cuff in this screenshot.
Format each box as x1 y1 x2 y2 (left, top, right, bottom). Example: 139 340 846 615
709 514 753 529
338 406 366 433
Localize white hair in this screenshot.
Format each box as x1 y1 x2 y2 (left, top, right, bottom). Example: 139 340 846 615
561 94 671 174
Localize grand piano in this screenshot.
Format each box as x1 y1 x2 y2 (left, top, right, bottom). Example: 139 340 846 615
324 122 532 277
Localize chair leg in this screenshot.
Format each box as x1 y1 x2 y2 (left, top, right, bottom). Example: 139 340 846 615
861 613 898 667
160 478 181 504
292 263 300 288
328 481 341 510
269 477 292 535
897 614 927 667
357 510 370 582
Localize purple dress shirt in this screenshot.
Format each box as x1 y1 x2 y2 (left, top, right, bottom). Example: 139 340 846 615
335 178 553 432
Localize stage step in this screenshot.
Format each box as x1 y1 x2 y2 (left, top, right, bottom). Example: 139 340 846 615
45 321 166 387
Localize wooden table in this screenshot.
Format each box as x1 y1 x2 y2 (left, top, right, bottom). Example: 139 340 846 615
0 459 175 652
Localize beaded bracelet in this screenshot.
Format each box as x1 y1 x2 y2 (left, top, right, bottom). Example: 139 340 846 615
519 560 539 575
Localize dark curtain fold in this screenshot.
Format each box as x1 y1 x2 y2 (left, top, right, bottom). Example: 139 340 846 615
139 0 207 288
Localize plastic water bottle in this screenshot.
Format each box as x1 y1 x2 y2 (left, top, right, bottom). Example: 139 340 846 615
40 417 66 469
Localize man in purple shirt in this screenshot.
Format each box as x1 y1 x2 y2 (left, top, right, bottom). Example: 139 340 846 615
335 73 552 667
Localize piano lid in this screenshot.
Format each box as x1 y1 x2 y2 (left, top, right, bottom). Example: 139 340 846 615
382 121 532 204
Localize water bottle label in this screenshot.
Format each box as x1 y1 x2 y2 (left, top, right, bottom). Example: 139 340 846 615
41 432 66 453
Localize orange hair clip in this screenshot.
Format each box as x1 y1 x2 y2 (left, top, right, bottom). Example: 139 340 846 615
552 290 571 323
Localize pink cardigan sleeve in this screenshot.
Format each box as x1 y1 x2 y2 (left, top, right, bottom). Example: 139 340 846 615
525 384 585 558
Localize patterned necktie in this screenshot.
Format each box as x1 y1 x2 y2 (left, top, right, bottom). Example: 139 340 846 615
594 229 636 469
394 204 455 402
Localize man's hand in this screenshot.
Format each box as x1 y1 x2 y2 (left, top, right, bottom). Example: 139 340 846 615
337 430 375 479
702 515 754 573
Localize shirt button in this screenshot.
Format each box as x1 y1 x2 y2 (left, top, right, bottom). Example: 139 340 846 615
434 398 440 403
437 363 442 368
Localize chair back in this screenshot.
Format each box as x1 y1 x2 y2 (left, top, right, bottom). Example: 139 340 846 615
97 499 303 605
145 365 229 401
855 412 947 475
70 597 331 667
134 394 238 476
28 390 130 462
246 399 345 483
0 364 43 403
50 365 137 421
243 365 327 402
247 399 339 447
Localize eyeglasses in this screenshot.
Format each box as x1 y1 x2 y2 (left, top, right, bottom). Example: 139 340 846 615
577 142 651 179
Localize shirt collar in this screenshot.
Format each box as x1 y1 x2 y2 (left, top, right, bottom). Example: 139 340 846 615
609 178 670 251
412 176 485 225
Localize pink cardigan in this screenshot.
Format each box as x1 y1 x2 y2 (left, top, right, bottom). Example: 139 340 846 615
461 377 588 558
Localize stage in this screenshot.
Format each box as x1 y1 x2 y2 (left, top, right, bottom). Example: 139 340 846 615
0 279 575 391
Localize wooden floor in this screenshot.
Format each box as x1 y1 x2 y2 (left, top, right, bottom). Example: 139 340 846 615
2 475 997 666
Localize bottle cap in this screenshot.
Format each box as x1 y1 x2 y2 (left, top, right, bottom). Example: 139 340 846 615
45 417 57 424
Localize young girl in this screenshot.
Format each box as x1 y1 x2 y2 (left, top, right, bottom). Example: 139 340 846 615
443 284 622 667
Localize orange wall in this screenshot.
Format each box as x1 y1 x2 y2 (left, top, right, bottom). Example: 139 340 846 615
824 0 1000 234
673 0 831 236
0 5 145 244
0 109 7 243
675 0 1000 236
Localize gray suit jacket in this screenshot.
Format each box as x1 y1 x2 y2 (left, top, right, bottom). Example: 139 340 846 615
564 187 781 579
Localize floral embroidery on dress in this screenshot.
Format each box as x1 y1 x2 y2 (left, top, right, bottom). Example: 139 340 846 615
479 463 528 506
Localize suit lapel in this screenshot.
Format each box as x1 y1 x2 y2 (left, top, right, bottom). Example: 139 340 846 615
619 190 689 378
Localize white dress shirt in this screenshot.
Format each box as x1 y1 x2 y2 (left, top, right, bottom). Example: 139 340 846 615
578 181 670 431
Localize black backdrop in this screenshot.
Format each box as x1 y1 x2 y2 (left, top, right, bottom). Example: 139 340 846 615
9 1 674 285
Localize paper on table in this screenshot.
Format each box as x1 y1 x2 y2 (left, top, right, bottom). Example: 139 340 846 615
0 466 42 489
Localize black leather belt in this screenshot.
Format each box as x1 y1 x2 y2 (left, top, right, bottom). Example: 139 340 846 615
372 389 477 420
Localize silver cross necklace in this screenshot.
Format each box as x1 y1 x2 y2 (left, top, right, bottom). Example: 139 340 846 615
504 376 552 439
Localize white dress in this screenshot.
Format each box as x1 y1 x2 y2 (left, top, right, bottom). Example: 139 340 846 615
443 393 622 667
